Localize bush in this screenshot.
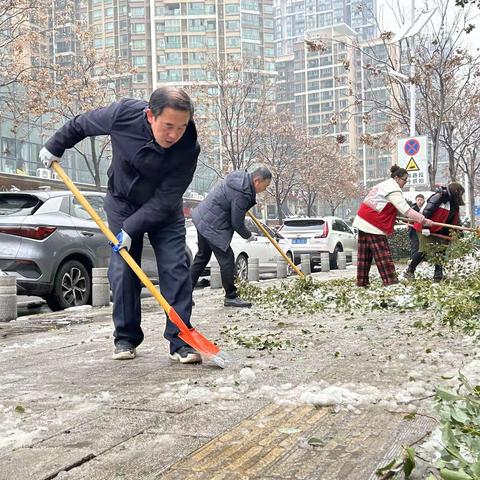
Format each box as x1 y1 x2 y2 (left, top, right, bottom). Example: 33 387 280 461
388 227 411 260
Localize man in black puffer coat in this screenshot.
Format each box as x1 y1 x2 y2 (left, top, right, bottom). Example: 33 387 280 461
39 87 202 364
191 167 272 307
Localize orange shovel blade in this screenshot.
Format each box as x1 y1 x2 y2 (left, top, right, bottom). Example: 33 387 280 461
179 328 220 356
169 308 225 367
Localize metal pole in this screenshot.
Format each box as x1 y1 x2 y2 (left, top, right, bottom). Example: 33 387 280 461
409 0 416 137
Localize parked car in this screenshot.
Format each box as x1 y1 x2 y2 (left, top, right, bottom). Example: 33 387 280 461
0 191 158 311
185 218 295 280
278 216 357 269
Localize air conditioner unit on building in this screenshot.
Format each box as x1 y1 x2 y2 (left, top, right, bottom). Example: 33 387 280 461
36 168 51 179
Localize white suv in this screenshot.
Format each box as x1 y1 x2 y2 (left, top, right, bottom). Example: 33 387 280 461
278 216 357 269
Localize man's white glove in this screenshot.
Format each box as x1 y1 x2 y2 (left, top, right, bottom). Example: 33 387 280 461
112 230 132 252
246 234 257 242
422 229 431 237
39 147 61 169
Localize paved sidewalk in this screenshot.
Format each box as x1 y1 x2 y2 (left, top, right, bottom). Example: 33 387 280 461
0 267 476 479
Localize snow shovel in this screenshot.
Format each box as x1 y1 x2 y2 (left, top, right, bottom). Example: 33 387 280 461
51 161 226 368
246 211 304 278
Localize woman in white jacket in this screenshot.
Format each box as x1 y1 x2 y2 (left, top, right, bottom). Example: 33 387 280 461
353 165 432 287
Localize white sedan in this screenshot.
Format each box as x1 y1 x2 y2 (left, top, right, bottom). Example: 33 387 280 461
185 218 295 280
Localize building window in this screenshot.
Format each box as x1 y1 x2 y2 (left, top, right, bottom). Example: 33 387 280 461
166 52 182 65
165 36 181 48
131 7 145 18
226 36 240 47
188 2 205 14
132 39 146 49
105 7 113 16
165 19 180 32
189 35 205 48
226 20 239 30
190 68 206 80
241 0 259 11
131 23 146 33
133 56 146 66
225 4 239 14
105 22 114 32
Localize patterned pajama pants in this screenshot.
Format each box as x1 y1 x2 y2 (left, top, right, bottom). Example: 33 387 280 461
356 231 398 287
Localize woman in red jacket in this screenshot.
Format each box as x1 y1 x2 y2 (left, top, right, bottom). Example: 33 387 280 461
353 165 432 287
405 182 465 281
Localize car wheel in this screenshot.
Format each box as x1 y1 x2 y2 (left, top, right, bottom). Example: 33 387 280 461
330 244 343 270
45 260 91 311
235 254 248 281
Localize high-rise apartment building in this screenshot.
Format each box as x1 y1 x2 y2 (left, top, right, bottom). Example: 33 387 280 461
86 0 276 193
274 0 392 191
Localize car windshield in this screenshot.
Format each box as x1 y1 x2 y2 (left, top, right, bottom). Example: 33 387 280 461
281 220 325 230
0 194 42 216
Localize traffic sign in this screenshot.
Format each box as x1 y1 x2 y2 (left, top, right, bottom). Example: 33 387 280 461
404 139 421 156
405 157 420 171
397 136 429 186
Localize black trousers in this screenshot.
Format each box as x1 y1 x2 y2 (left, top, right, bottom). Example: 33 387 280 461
408 227 420 256
105 196 193 354
190 232 237 299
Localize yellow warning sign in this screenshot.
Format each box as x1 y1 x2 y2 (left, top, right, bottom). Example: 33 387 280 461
406 157 420 172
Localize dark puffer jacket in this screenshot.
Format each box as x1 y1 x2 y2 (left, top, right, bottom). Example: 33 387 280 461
45 98 200 237
415 187 460 236
192 170 256 252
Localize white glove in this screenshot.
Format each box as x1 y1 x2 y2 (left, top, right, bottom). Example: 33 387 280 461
246 234 257 242
39 147 61 169
112 230 132 252
422 229 431 237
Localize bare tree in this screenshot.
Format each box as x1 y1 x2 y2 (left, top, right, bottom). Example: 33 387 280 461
0 0 51 90
256 111 304 222
295 137 327 216
308 0 480 189
23 21 133 188
194 57 275 173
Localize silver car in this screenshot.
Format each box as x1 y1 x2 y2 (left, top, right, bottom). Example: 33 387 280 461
0 191 158 311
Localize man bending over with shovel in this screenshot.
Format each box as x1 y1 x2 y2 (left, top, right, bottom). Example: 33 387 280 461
190 167 272 307
39 87 203 364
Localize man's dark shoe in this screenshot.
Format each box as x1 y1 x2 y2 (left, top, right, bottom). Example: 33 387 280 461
404 270 415 280
224 297 252 308
169 346 202 364
112 341 136 360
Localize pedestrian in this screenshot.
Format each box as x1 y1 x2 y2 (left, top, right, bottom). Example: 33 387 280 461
190 167 272 307
39 87 202 364
408 194 425 257
352 165 432 287
404 182 465 281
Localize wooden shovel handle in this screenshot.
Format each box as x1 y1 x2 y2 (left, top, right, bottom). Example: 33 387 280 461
51 161 174 316
247 211 305 278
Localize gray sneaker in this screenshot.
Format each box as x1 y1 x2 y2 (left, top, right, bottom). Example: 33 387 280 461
404 270 415 280
169 346 202 364
112 341 136 360
224 297 252 308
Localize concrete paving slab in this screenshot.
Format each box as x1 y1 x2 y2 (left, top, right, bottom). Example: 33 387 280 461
0 268 476 479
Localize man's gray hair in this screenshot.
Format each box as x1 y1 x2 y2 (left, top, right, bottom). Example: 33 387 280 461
251 166 272 181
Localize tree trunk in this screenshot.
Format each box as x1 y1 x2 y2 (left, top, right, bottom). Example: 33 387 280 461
89 136 101 189
276 198 283 223
468 171 475 228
